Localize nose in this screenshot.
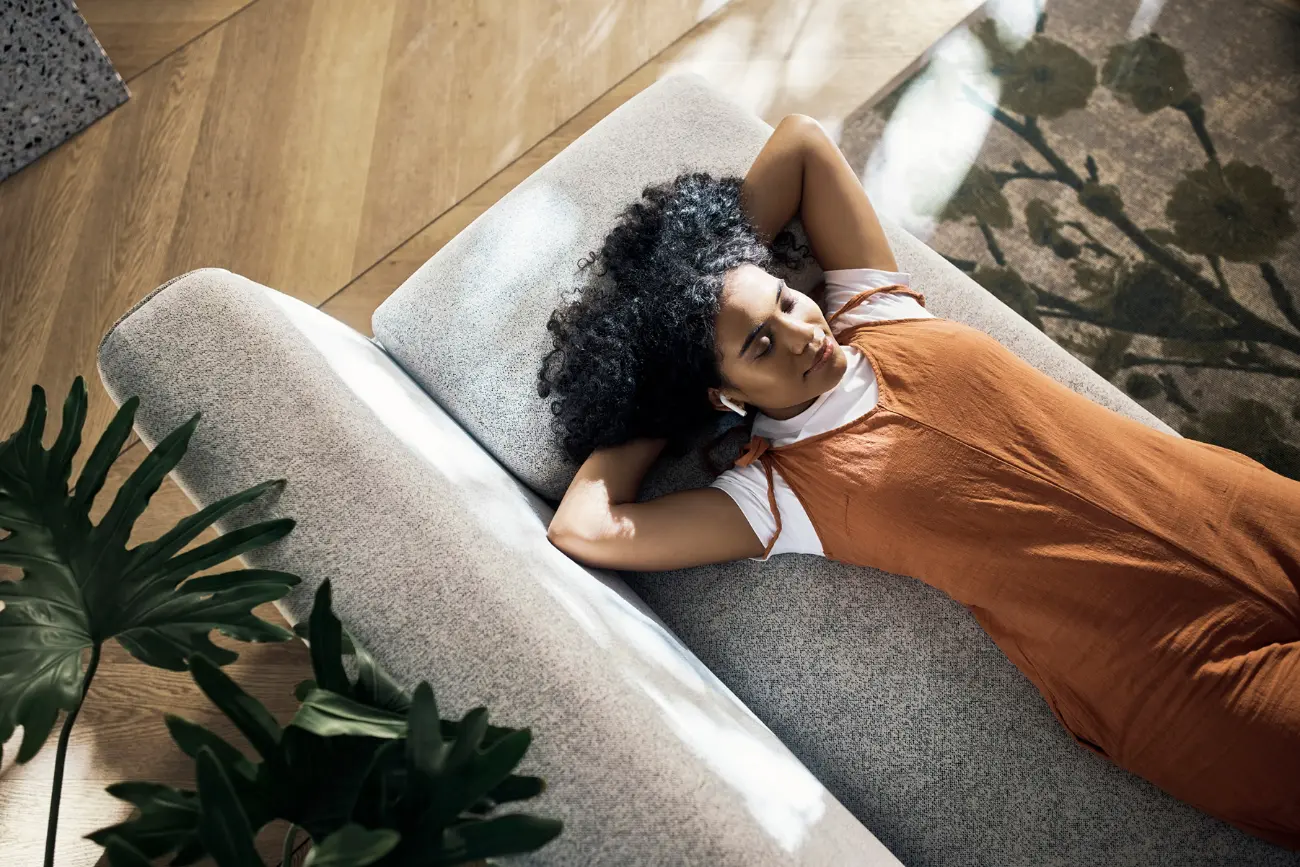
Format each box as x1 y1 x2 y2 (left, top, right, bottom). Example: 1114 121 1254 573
778 317 824 355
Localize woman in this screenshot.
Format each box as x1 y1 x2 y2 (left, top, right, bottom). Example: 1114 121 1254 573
539 115 1300 847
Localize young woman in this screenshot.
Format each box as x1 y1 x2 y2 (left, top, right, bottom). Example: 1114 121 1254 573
538 115 1300 847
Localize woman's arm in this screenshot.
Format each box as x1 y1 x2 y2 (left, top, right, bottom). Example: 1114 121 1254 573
742 114 897 273
547 438 764 571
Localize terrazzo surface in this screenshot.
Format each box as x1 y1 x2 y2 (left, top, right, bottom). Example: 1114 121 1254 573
1 0 127 180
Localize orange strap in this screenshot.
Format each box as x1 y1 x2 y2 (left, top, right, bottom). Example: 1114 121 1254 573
735 434 770 468
736 435 783 558
827 284 927 328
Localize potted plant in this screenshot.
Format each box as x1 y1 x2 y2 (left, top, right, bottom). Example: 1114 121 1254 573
1 379 300 865
0 380 562 865
92 581 563 867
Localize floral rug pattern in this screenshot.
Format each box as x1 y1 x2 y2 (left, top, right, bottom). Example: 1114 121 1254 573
839 0 1300 478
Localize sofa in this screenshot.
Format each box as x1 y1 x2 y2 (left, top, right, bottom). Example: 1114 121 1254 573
97 75 1299 866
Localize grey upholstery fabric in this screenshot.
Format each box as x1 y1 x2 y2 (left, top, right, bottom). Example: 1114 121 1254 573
371 75 1298 866
98 269 897 867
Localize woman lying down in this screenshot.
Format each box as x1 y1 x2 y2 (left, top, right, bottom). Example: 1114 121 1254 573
537 114 1300 847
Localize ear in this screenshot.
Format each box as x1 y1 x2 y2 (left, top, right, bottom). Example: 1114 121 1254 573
708 387 745 414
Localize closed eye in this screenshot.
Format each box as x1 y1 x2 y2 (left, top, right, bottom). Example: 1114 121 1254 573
755 286 793 359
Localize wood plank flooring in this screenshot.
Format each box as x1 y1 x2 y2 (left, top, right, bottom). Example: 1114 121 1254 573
0 0 716 444
323 0 984 333
0 0 980 864
80 0 259 80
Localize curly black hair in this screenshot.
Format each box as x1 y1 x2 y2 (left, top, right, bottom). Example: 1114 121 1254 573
538 172 804 462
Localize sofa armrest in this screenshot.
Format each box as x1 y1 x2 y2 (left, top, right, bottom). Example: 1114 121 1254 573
97 268 899 866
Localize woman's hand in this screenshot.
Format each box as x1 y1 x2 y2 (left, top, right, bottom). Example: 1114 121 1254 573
548 438 764 571
742 114 898 273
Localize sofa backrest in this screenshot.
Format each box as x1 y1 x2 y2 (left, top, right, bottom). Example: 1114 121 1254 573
372 74 1172 506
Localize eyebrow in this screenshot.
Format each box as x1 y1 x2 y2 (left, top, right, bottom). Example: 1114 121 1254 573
738 283 784 357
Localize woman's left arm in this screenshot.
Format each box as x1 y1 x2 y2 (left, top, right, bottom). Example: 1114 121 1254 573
742 114 898 273
547 439 765 571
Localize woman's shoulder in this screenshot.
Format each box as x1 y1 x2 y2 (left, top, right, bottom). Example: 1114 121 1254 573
822 267 930 328
711 461 824 558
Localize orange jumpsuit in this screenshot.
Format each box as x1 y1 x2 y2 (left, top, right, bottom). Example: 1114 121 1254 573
737 288 1300 847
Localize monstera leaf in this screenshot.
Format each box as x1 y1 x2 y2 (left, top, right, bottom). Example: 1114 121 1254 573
0 378 300 867
0 378 298 765
93 581 562 867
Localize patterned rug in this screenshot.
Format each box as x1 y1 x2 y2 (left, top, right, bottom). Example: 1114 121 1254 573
838 0 1300 479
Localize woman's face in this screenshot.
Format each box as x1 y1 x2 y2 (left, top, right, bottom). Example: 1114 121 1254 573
713 264 848 419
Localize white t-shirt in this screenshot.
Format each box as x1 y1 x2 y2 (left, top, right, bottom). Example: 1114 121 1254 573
710 268 930 558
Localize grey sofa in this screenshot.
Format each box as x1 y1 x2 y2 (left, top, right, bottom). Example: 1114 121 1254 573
97 75 1299 866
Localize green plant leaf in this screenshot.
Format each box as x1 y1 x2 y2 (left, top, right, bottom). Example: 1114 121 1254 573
307 582 351 694
444 709 489 774
165 714 257 781
0 379 299 766
126 480 284 579
91 782 201 861
292 620 355 654
102 836 158 867
406 682 444 777
94 578 563 866
349 740 406 829
420 710 533 828
189 654 286 778
353 642 411 714
291 611 409 714
440 815 564 865
292 688 408 739
195 746 264 867
486 774 546 805
171 835 208 866
465 730 533 800
305 824 400 867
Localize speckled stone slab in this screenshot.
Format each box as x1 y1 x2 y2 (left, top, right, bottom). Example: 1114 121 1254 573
1 0 128 181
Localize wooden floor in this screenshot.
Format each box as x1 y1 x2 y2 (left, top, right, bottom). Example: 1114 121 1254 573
0 0 980 863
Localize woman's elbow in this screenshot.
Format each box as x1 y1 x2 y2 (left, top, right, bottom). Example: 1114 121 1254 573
777 113 825 145
547 515 632 570
546 518 581 554
547 516 604 561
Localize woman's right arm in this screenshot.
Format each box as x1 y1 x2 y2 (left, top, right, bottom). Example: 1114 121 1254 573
742 114 897 272
547 438 764 571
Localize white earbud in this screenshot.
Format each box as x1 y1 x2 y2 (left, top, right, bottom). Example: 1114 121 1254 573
719 394 748 417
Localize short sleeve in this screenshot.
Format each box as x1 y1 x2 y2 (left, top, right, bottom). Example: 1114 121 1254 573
710 462 824 559
823 268 931 333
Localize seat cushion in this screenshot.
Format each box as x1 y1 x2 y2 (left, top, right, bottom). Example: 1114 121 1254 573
371 75 1296 865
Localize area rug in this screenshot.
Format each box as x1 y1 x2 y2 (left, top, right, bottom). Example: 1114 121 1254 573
838 0 1300 479
1 0 128 180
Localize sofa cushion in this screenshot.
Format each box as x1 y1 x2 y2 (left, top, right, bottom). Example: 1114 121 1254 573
371 74 1296 865
97 269 898 866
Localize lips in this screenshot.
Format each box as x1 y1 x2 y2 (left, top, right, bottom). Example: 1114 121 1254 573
805 338 833 376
